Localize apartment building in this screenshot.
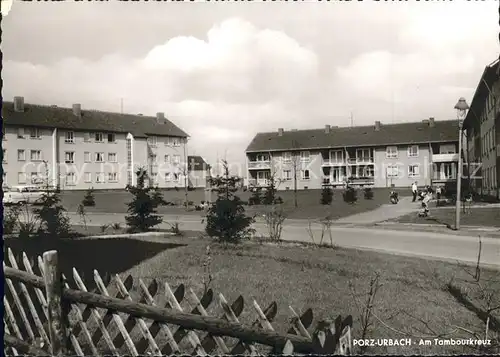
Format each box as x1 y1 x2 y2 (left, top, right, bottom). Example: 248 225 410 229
245 119 460 190
463 59 500 199
2 96 189 190
187 155 211 188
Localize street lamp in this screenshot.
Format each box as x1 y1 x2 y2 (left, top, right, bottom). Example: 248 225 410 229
454 97 470 230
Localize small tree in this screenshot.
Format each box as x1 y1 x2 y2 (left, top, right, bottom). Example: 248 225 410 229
248 187 262 205
125 168 164 232
33 161 71 238
320 186 333 205
343 186 358 204
205 160 255 243
263 174 283 205
82 187 96 206
363 187 374 200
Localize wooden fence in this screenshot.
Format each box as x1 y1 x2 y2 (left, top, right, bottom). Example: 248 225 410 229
3 248 353 356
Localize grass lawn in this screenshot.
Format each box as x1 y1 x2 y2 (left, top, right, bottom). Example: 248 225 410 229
117 235 499 355
392 207 500 228
59 187 408 220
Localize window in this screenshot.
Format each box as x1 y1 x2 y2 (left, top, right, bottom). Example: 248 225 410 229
172 137 180 146
165 137 172 146
407 145 419 157
2 149 6 163
108 153 117 162
356 148 372 162
386 146 398 158
173 173 179 181
17 149 25 161
164 155 170 163
165 173 172 182
301 169 310 180
147 136 157 146
65 151 75 164
84 172 92 183
65 131 74 143
173 155 180 164
84 132 91 142
95 152 104 163
330 150 344 163
107 133 116 143
282 170 292 181
65 172 76 186
29 128 40 139
17 128 25 138
439 144 456 154
282 152 292 163
256 154 270 162
443 163 454 179
386 165 399 177
95 132 104 143
30 150 42 161
408 164 420 177
108 172 118 182
300 151 310 162
96 172 104 183
151 172 158 182
30 172 39 184
84 152 91 162
18 172 26 184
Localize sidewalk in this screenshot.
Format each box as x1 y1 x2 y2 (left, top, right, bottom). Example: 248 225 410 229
333 196 420 224
375 221 500 238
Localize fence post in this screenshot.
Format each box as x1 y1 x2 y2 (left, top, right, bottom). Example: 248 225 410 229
43 250 68 356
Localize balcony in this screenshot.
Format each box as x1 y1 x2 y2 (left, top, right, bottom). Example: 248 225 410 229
432 153 459 163
248 160 271 170
347 176 375 186
322 159 346 167
348 158 374 165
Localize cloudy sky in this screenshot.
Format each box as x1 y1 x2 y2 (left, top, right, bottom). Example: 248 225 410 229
2 1 498 170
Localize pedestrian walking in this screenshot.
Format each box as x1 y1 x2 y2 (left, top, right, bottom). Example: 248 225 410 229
411 181 418 202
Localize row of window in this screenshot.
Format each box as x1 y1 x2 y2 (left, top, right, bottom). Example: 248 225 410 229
7 149 44 162
253 145 448 163
147 136 184 147
81 151 117 163
150 154 181 164
482 127 496 157
149 172 183 183
483 166 498 190
480 93 497 124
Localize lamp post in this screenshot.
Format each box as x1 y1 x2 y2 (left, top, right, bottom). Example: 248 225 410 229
454 97 470 230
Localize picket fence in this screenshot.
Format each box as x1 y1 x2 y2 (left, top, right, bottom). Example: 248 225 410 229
3 248 353 356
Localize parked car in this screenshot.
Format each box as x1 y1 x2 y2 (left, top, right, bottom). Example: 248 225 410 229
2 185 47 205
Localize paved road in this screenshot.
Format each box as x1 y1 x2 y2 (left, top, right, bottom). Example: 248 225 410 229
32 211 500 268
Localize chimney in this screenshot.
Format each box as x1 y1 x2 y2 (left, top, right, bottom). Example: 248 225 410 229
429 117 435 127
374 121 381 131
72 103 81 117
325 124 331 134
278 128 284 136
13 96 24 112
156 112 165 123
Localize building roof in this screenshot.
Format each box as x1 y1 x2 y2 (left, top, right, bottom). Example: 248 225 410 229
245 119 460 153
463 59 499 131
1 101 189 138
188 155 210 171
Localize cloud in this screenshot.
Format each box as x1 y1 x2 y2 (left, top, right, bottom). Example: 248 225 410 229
3 3 498 170
3 18 319 167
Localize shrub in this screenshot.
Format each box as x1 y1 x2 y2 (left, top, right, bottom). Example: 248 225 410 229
263 205 286 242
274 196 284 204
343 186 357 204
82 187 96 207
248 188 262 205
263 176 279 205
205 160 255 243
3 205 20 234
125 169 165 232
320 186 333 205
33 188 71 238
363 187 374 200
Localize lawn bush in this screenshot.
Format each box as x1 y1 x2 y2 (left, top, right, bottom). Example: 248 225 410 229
205 160 255 243
343 186 358 204
3 205 19 234
248 187 263 205
320 186 333 205
125 169 165 232
82 187 96 206
33 186 72 238
363 187 374 200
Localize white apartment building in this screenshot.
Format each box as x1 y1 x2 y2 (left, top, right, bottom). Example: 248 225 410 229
2 96 191 190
